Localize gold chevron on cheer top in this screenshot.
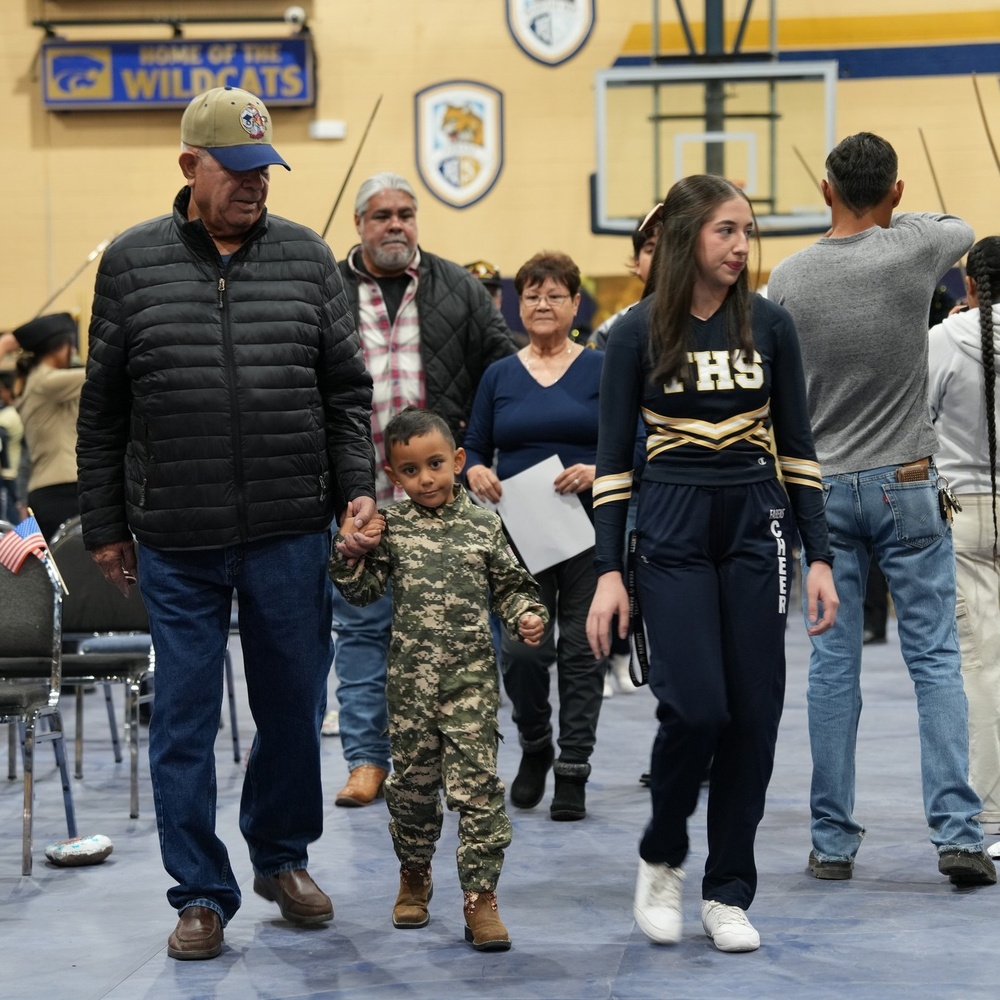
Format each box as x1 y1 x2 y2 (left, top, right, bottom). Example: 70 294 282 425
642 402 773 460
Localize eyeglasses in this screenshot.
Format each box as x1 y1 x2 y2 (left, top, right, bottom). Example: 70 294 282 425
521 293 571 308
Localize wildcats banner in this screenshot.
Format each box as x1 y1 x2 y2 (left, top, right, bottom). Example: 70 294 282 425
41 38 314 110
415 81 504 209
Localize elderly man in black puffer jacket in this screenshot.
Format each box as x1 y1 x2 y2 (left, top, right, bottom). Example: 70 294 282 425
77 87 379 961
328 171 515 808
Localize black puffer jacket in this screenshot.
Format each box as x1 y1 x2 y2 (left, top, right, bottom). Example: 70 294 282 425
339 247 514 441
77 188 375 551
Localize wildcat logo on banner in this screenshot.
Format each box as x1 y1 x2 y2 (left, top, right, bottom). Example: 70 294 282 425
506 0 595 67
415 82 504 209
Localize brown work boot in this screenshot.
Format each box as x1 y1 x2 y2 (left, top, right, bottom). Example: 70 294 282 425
253 869 334 924
392 863 433 928
335 765 388 807
463 890 511 951
166 905 223 960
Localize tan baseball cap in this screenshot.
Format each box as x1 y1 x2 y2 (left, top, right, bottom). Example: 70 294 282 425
181 86 290 172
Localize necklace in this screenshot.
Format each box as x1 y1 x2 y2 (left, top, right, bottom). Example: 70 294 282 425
521 342 573 373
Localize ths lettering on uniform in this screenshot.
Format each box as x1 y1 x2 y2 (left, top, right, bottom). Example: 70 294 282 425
663 350 764 394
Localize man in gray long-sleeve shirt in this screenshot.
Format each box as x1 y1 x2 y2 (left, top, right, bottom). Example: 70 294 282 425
768 132 996 887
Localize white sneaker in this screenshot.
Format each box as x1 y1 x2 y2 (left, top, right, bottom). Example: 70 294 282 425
321 709 340 737
611 653 637 693
700 899 760 952
633 859 684 943
603 674 614 698
988 841 1000 860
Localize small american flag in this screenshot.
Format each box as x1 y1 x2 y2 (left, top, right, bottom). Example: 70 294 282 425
0 515 47 574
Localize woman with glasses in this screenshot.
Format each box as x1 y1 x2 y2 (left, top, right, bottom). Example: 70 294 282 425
464 251 607 823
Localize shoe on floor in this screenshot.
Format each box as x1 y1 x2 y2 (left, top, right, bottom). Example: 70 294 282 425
463 890 511 951
633 858 684 944
611 653 637 693
987 842 1000 860
509 742 554 809
393 864 433 928
253 869 334 924
808 851 854 880
335 764 388 807
938 848 997 886
701 900 760 953
167 905 223 960
321 709 340 737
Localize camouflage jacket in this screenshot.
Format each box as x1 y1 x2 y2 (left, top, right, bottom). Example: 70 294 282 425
330 485 548 646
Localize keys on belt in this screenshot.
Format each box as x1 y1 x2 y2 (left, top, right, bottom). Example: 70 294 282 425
937 478 962 524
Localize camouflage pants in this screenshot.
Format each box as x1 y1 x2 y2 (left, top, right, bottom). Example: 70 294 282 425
384 681 512 893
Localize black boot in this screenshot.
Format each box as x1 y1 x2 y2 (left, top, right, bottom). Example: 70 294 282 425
550 761 591 821
509 737 554 809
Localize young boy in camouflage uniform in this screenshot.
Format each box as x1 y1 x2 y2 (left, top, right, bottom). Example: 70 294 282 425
329 407 547 951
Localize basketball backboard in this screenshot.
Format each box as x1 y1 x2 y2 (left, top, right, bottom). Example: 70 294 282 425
592 61 838 237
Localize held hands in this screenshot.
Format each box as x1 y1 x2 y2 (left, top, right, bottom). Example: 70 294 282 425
555 464 595 495
91 540 139 597
585 571 630 659
805 561 839 636
518 612 545 645
335 497 381 565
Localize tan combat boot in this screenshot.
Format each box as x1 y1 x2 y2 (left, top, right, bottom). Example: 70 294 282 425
392 864 433 928
463 890 511 951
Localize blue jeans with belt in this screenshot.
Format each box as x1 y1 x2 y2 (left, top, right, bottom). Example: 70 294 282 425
138 531 334 925
805 465 984 862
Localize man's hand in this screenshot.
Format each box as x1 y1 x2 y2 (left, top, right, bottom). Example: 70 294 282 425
518 613 545 645
91 540 138 597
805 561 839 636
335 496 381 563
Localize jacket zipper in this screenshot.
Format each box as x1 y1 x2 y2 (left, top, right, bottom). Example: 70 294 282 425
218 267 248 542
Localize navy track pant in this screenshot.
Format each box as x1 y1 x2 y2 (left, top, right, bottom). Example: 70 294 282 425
635 478 793 909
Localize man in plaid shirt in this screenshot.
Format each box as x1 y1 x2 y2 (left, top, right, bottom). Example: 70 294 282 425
330 172 515 806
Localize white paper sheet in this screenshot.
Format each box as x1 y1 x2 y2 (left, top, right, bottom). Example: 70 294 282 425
495 455 595 574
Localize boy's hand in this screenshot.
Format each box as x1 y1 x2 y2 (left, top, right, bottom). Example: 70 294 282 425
360 512 386 539
518 613 545 645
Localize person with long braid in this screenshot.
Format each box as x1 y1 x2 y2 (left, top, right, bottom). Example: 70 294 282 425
928 235 1000 839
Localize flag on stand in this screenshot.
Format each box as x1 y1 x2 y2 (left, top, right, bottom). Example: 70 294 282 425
0 514 48 574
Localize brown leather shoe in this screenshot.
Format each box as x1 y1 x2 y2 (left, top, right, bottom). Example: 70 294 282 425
253 869 334 924
463 890 511 951
335 765 388 807
166 905 223 960
392 863 433 928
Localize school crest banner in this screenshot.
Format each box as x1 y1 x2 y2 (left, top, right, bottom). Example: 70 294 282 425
414 81 504 209
506 0 595 67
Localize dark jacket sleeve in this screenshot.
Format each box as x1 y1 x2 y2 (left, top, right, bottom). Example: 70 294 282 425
77 244 134 548
318 258 376 512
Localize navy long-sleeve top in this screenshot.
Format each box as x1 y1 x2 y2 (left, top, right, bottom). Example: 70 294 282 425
592 295 832 575
463 350 604 519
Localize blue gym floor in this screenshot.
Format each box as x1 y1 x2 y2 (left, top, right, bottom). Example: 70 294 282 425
2 615 996 1000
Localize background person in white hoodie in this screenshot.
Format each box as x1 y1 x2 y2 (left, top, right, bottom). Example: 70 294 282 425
929 235 1000 839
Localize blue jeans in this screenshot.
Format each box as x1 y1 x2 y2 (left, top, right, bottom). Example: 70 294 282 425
805 466 984 861
331 585 392 772
138 532 334 925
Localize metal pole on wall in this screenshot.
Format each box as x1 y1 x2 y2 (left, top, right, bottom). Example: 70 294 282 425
704 0 725 175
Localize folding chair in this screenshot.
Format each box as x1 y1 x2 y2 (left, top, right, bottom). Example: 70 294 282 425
0 520 77 875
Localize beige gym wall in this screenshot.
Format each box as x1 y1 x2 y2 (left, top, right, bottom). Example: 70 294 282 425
2 1 999 335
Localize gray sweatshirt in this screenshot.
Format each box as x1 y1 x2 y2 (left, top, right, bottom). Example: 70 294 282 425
767 213 973 476
928 304 1000 494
